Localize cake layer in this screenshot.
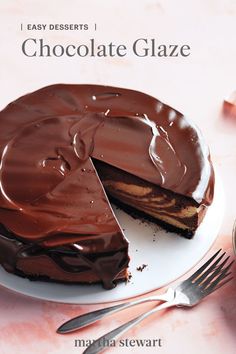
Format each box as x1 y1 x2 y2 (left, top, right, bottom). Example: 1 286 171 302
94 160 206 237
0 226 129 289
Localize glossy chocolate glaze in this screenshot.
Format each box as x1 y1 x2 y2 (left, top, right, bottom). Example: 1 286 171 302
0 84 214 287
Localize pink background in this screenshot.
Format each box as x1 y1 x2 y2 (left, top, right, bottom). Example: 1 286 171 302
0 1 236 353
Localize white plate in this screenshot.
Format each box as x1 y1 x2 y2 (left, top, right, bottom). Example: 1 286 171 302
0 173 224 304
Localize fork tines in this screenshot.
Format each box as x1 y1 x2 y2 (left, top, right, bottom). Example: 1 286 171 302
189 249 234 294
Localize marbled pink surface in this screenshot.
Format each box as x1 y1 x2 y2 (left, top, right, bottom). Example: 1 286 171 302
0 1 236 353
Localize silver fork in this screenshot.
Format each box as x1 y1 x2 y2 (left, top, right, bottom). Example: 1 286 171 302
57 249 233 337
79 249 233 354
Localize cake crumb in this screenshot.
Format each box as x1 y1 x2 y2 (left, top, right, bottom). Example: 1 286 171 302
125 272 132 284
136 264 148 272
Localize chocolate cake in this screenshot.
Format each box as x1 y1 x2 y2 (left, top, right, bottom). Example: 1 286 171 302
0 84 214 289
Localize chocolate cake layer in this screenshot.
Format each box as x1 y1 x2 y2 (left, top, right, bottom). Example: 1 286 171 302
0 84 215 287
0 227 128 288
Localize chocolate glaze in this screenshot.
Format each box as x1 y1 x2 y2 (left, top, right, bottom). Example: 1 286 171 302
0 84 214 287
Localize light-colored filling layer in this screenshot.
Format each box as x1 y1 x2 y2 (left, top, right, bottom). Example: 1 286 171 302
102 180 202 231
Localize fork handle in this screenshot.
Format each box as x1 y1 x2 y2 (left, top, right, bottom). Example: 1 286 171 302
57 291 172 333
83 300 175 354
